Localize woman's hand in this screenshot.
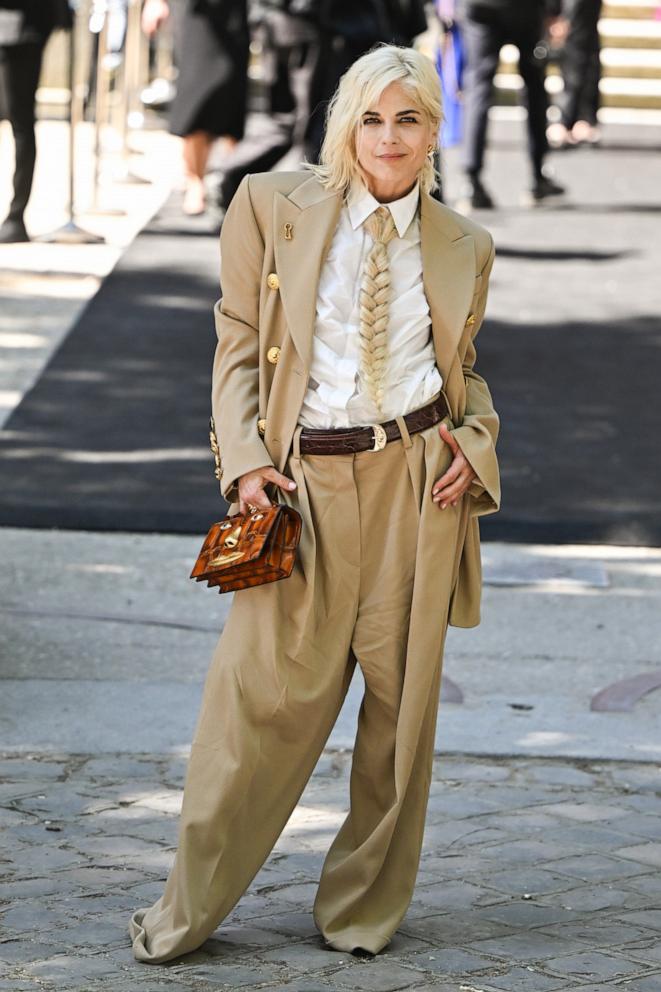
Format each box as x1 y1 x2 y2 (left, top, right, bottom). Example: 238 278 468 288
238 466 297 515
432 423 477 509
141 0 170 36
546 15 570 45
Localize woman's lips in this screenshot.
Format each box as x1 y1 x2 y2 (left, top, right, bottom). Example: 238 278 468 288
378 154 406 160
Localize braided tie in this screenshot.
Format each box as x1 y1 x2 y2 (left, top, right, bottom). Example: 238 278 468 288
359 205 397 414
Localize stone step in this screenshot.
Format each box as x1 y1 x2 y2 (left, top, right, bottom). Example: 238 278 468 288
599 73 661 105
599 16 661 48
602 0 659 19
498 45 661 81
596 46 661 78
489 102 661 126
494 70 661 110
603 0 659 17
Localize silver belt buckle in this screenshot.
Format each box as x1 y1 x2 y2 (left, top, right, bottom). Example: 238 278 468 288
370 424 387 451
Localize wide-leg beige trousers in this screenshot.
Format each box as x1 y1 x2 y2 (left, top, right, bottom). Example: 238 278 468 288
129 413 470 963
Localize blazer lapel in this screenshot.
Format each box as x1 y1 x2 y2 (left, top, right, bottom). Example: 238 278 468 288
273 176 343 369
420 192 476 381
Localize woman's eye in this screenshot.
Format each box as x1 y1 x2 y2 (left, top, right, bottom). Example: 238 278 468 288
400 116 419 124
362 117 380 125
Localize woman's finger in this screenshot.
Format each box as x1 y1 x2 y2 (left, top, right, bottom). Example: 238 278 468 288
433 470 475 506
432 456 466 495
438 422 459 453
263 467 297 492
240 486 273 510
435 479 473 508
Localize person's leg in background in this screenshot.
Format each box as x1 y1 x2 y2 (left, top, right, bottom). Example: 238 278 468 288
0 41 45 242
181 131 209 215
216 13 320 211
556 0 584 136
574 44 601 142
458 9 502 210
548 0 602 148
512 9 566 202
570 0 602 144
181 129 226 215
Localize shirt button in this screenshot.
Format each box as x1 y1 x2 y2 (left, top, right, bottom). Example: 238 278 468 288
267 346 281 365
257 418 267 436
266 273 280 290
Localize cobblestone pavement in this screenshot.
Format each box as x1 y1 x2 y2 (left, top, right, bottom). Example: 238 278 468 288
2 751 661 991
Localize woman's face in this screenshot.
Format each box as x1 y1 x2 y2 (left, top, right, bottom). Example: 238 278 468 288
355 81 435 203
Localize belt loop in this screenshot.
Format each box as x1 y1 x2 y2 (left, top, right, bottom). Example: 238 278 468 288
440 388 453 423
293 425 303 459
396 414 413 449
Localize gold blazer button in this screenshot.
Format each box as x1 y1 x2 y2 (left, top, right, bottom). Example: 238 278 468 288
266 273 280 290
267 346 281 365
466 312 477 326
257 418 267 436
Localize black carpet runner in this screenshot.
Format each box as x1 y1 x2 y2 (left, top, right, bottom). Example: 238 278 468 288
1 191 659 544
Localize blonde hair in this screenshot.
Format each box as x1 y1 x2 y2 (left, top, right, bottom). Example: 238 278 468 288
305 44 443 195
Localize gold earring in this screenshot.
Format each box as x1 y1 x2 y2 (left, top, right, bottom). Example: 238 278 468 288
427 144 435 155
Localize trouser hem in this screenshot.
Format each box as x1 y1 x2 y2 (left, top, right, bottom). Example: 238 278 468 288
320 928 393 955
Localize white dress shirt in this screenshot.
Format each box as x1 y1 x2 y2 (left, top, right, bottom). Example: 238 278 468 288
298 179 443 429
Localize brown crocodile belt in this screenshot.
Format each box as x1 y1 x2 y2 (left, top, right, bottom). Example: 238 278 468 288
299 393 450 455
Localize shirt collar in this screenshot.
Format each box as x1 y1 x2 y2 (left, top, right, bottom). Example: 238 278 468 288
347 179 420 239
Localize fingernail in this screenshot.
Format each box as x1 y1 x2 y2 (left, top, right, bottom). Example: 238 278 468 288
288 482 296 489
441 502 447 509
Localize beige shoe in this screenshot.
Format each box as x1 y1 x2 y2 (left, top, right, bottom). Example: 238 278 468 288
546 122 575 150
571 120 601 145
182 180 206 216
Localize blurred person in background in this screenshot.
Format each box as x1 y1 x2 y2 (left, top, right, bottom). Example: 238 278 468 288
212 0 322 212
215 0 428 213
304 0 429 161
457 0 567 210
0 0 72 242
547 0 602 149
435 0 465 151
141 0 249 215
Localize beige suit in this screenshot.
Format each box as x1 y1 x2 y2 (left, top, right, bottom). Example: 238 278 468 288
211 171 499 627
129 171 500 964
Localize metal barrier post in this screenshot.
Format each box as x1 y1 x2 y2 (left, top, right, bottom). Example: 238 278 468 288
40 0 105 244
89 0 126 214
115 0 150 184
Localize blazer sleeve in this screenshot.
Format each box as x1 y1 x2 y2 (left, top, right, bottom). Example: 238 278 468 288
211 174 274 503
450 235 501 518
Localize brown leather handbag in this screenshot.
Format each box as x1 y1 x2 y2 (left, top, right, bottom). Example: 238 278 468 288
192 415 302 593
190 503 302 594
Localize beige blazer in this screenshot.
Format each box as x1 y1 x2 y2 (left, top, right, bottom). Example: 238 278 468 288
211 171 500 627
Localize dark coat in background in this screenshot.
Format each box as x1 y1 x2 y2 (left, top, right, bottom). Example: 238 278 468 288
0 0 72 46
169 0 249 139
304 0 428 160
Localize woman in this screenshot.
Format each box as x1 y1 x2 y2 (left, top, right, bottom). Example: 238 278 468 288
129 43 499 964
141 0 249 215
